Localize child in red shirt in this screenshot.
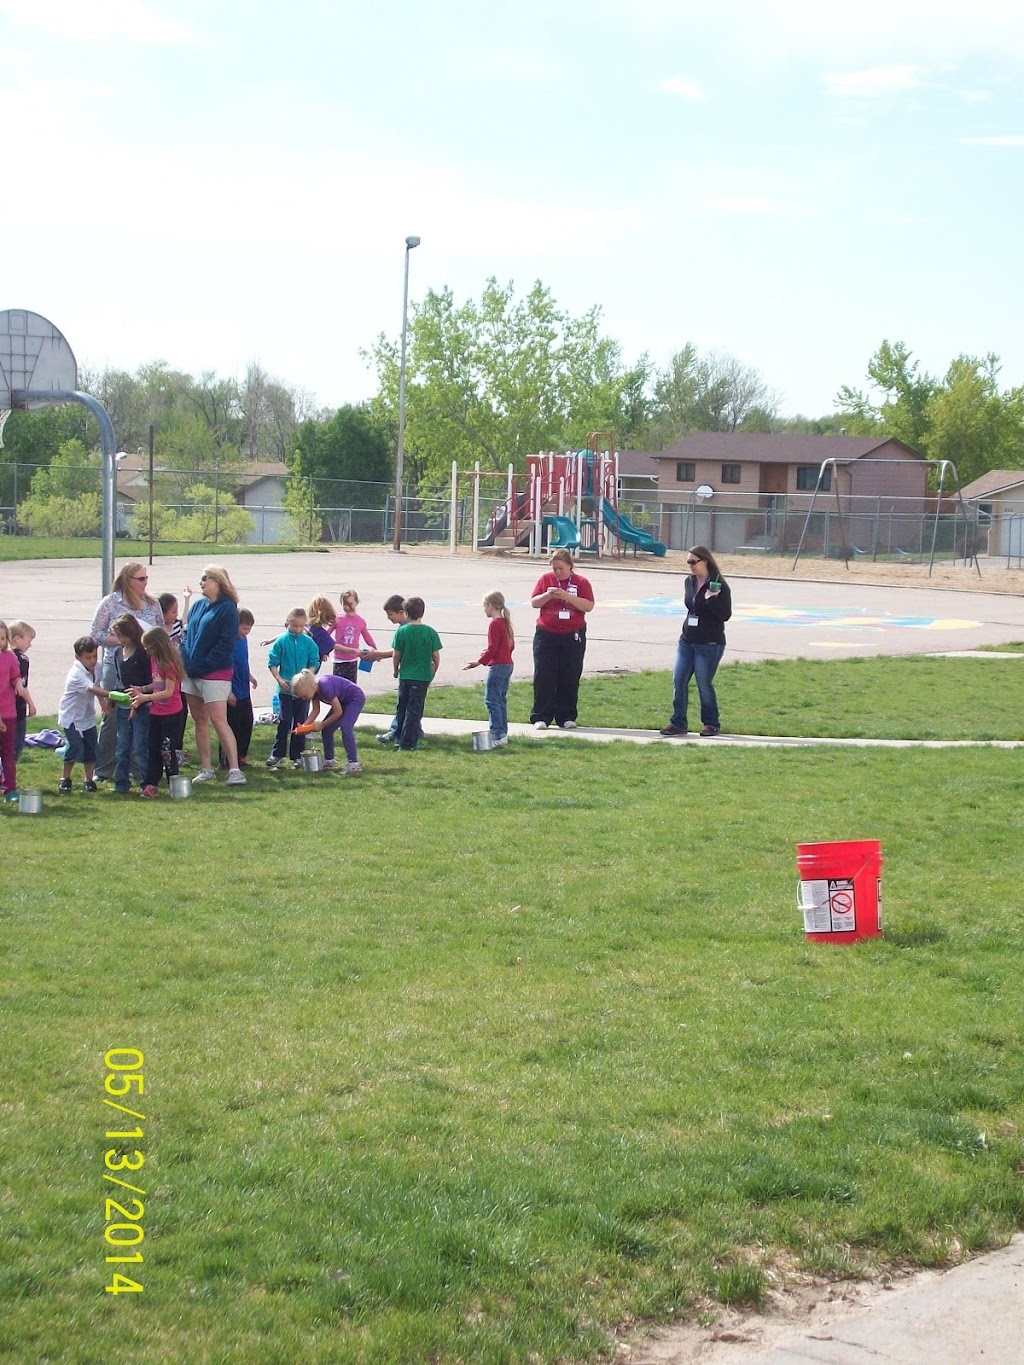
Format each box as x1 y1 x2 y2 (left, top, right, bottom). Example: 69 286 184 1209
463 591 515 747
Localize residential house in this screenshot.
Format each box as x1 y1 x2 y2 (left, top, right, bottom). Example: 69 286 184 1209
624 433 930 554
959 469 1024 560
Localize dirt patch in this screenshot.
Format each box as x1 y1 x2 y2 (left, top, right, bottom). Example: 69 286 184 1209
621 1262 943 1362
399 543 1024 597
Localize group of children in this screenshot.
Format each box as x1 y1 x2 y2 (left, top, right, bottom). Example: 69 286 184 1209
0 583 517 800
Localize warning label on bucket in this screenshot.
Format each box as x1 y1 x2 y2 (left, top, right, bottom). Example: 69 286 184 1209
798 877 857 933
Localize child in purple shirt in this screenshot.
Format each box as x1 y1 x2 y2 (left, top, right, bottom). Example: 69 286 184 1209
290 669 365 774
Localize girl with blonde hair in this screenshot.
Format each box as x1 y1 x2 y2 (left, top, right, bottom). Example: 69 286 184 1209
463 590 515 747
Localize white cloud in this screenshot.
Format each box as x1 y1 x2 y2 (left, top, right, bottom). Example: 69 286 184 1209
822 65 925 98
958 134 1024 146
654 76 705 101
960 90 994 103
0 0 196 44
460 49 566 83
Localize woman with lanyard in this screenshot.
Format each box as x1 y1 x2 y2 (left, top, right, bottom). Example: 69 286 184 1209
529 548 595 730
661 545 732 737
89 561 163 780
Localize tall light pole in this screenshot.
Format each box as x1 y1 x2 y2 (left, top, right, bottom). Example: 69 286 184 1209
392 234 421 552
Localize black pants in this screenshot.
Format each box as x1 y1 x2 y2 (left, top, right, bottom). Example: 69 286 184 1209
219 695 253 767
145 712 181 789
531 627 586 725
333 660 358 682
271 692 310 761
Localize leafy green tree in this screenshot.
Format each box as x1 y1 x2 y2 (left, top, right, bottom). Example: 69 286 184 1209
647 345 777 445
836 341 934 445
367 278 649 485
923 355 1024 483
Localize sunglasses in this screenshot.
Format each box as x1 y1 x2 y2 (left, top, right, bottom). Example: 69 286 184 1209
686 557 702 566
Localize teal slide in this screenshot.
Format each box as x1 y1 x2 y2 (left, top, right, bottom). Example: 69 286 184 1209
600 499 667 556
543 515 582 550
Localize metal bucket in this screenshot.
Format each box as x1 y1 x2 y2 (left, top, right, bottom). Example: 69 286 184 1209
300 751 324 773
169 775 192 800
472 731 495 752
18 788 43 814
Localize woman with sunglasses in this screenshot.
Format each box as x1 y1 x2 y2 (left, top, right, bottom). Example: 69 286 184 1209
89 561 164 780
660 546 732 738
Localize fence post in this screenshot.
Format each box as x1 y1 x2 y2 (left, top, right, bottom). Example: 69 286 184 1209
214 466 220 544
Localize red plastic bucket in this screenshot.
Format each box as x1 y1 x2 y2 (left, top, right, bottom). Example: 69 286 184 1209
796 839 883 944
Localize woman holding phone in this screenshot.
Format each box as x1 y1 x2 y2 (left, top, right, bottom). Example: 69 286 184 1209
660 545 732 737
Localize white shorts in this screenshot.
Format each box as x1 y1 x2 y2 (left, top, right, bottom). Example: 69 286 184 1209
181 676 233 704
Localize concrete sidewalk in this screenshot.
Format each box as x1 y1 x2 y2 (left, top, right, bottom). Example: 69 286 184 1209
356 713 1024 750
632 1235 1024 1363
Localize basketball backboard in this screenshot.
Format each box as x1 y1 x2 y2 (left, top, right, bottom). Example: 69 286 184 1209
0 309 78 409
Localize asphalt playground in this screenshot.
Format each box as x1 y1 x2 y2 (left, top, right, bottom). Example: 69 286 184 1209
9 548 1024 714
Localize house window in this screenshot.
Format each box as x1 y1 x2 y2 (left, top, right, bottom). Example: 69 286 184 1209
675 461 695 482
721 464 741 485
796 465 830 492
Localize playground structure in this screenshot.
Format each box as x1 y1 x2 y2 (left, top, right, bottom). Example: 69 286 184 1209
449 435 666 559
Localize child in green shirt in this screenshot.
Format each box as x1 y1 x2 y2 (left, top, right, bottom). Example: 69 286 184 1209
391 597 441 751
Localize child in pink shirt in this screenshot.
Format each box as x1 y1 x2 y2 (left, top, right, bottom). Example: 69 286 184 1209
332 588 376 682
0 619 36 797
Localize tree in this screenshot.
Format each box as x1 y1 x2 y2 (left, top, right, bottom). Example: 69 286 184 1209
923 355 1024 484
835 340 934 446
18 439 102 536
367 278 649 486
287 405 392 541
647 345 778 445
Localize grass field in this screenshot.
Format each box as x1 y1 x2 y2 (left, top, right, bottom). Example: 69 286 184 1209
430 652 1024 740
3 659 1023 1364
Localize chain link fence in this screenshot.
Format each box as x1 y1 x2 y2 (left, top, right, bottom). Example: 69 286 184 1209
1 462 1013 564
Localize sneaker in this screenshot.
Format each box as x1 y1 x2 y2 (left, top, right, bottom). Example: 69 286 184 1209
492 736 508 748
533 720 548 730
192 768 217 783
323 759 338 770
265 756 282 770
3 790 19 804
560 720 578 730
659 724 687 736
82 780 98 793
58 778 73 794
699 725 721 737
115 786 131 795
176 751 191 767
225 768 247 785
291 759 305 770
140 785 159 799
346 761 363 774
375 731 396 745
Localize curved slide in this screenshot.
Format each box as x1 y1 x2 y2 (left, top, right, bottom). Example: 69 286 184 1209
543 515 582 550
477 490 531 548
600 498 667 557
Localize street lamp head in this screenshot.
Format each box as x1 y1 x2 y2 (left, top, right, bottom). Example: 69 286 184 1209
405 235 421 249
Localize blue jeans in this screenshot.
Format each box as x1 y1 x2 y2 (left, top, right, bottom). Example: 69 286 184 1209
395 679 429 749
671 640 725 730
484 664 513 738
114 706 150 790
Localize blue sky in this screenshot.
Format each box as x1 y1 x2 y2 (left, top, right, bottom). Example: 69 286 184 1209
2 0 1023 422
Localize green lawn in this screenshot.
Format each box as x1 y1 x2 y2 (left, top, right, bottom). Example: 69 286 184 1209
0 537 307 560
3 661 1023 1364
431 653 1024 740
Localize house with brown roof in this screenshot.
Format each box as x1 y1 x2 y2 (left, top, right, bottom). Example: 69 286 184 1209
958 469 1024 560
623 433 929 553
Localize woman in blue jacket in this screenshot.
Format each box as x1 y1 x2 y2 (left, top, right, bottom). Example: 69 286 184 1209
181 564 246 785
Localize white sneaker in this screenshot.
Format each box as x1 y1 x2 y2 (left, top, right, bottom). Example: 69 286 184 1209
226 768 247 785
265 756 282 769
493 736 508 747
533 720 548 730
193 768 217 783
375 732 396 745
346 762 363 774
323 759 338 770
560 720 578 730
